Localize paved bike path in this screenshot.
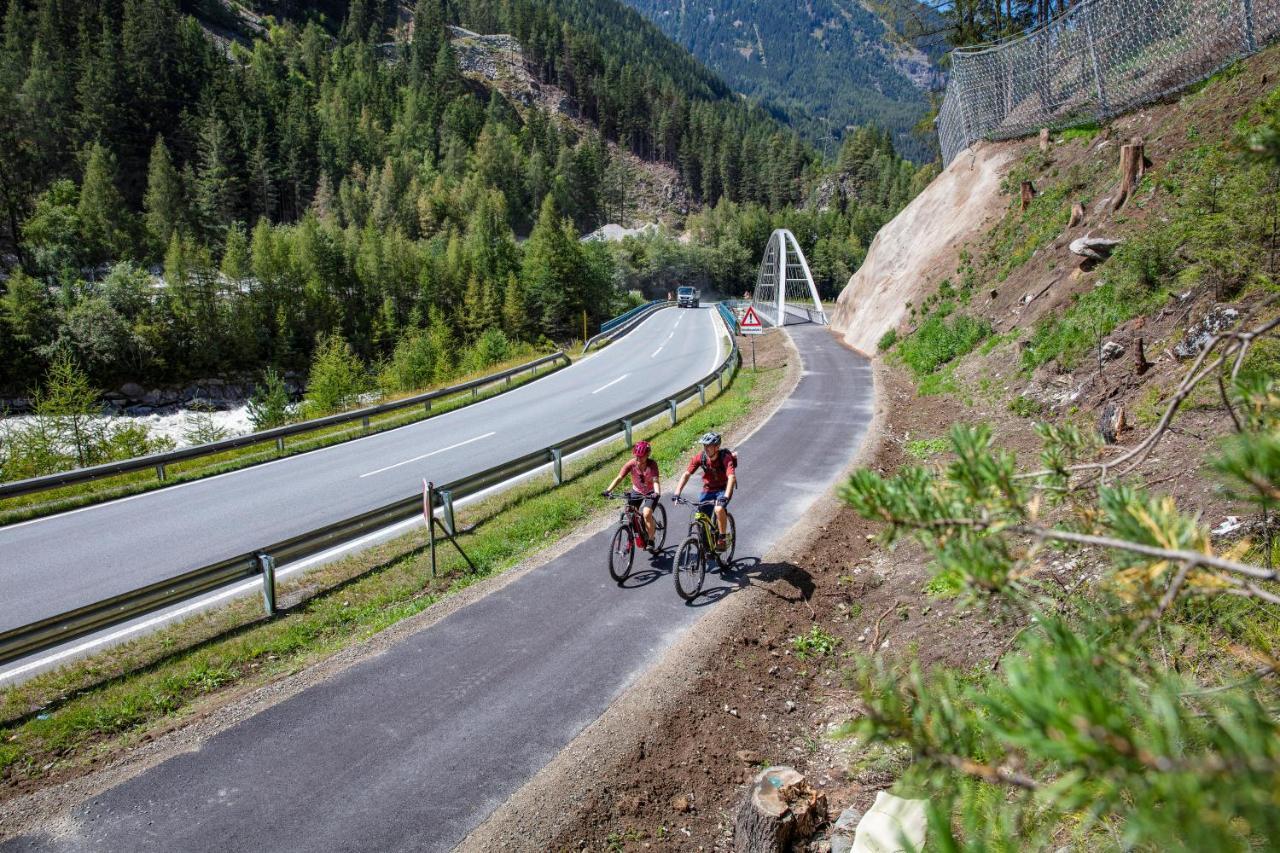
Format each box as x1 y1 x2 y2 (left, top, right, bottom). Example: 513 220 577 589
2 325 873 853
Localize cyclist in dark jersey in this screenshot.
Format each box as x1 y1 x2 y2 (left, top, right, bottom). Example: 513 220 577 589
672 432 736 550
604 441 662 547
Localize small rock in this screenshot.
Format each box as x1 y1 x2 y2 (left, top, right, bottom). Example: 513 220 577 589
1174 306 1240 359
785 700 796 713
736 749 762 765
671 793 691 813
1100 340 1125 362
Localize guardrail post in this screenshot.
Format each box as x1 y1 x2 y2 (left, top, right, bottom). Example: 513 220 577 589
440 489 455 536
361 415 370 432
717 371 723 393
424 399 432 413
551 447 563 485
667 399 678 426
698 384 706 405
472 387 478 398
258 553 277 615
276 437 285 453
155 463 166 482
623 418 633 447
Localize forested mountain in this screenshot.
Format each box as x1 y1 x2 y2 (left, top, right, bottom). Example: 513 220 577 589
619 0 947 161
0 0 818 396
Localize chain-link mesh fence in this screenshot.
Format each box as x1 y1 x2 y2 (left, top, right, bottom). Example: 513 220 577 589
939 0 1280 165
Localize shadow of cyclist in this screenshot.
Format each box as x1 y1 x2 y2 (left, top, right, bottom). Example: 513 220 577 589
684 556 814 607
618 547 676 590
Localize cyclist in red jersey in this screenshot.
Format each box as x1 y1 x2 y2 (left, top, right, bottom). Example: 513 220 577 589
672 432 736 550
604 441 662 548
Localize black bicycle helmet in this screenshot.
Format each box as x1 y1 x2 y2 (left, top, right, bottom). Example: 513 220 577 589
699 431 722 445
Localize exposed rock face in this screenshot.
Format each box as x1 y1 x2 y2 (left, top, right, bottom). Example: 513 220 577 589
1173 305 1240 359
830 141 1016 354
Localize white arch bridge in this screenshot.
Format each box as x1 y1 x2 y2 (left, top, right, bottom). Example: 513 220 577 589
750 229 828 327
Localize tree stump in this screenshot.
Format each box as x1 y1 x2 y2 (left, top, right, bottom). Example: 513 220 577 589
1113 140 1146 211
1134 336 1151 376
1068 201 1085 228
1039 127 1051 152
734 766 827 853
1021 180 1037 211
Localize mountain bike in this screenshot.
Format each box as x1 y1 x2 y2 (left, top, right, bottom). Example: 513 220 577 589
603 492 667 583
670 496 736 601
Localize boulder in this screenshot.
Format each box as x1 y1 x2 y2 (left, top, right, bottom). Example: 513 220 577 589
1173 306 1240 359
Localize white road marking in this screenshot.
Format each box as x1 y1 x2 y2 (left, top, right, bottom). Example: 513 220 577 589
651 345 664 358
591 374 629 394
359 432 496 478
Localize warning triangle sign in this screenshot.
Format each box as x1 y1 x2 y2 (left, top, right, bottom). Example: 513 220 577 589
740 305 763 333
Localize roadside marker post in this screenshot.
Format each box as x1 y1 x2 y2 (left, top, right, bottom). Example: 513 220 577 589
740 305 763 370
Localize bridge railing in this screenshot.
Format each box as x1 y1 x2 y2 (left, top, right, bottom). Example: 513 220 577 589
0 352 571 502
0 309 741 669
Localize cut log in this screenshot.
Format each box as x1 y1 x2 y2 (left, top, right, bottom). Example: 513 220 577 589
1039 127 1051 152
1021 180 1037 211
734 766 828 853
1068 201 1085 228
1113 141 1146 210
1069 234 1123 262
1134 336 1151 376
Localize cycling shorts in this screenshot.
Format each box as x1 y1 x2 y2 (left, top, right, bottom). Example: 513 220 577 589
626 492 660 510
698 490 731 507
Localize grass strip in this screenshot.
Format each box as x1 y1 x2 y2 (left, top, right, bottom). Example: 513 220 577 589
0 354 782 793
0 353 571 526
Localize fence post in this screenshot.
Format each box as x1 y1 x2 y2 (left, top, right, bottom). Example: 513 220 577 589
667 399 678 426
551 447 563 485
440 489 455 536
258 553 276 615
1242 0 1257 52
426 481 437 578
155 463 166 482
623 418 633 447
1083 3 1110 119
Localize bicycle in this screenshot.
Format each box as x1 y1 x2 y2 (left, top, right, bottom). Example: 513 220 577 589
670 496 736 601
603 492 667 583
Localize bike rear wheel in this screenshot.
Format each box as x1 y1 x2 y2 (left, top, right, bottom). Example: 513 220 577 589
716 512 737 569
651 502 668 551
609 526 635 583
674 537 705 600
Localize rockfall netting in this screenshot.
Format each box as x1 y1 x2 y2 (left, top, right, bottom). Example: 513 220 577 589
939 0 1280 165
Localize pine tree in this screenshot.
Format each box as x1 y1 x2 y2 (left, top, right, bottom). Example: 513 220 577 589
143 135 184 256
501 271 528 341
195 116 238 241
77 142 129 265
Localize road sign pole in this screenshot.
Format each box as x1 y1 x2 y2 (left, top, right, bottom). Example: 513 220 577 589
751 336 756 371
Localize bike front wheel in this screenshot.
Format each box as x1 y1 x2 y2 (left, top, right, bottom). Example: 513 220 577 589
674 537 705 601
651 501 668 551
609 526 635 583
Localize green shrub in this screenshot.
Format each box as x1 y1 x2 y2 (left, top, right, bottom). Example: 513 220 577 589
877 328 898 352
898 315 993 376
302 333 369 418
1008 396 1045 418
1021 282 1164 371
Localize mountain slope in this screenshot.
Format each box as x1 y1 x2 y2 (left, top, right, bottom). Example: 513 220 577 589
620 0 945 161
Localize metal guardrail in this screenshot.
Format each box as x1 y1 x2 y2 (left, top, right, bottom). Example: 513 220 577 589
0 309 741 667
600 299 663 334
582 300 675 353
717 302 740 335
0 351 571 501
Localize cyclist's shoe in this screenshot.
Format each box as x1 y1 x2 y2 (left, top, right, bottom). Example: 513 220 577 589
715 535 728 551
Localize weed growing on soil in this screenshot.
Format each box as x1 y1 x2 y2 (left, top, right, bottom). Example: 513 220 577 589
897 315 993 377
792 626 839 660
905 437 949 459
1008 396 1045 418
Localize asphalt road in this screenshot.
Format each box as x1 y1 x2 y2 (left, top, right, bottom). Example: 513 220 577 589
1 324 874 853
0 307 721 633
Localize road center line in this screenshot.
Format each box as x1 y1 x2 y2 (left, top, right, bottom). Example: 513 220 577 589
359 432 496 478
651 345 664 358
590 374 628 394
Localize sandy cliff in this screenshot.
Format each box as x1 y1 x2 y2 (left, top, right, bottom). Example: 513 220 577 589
830 143 1015 354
